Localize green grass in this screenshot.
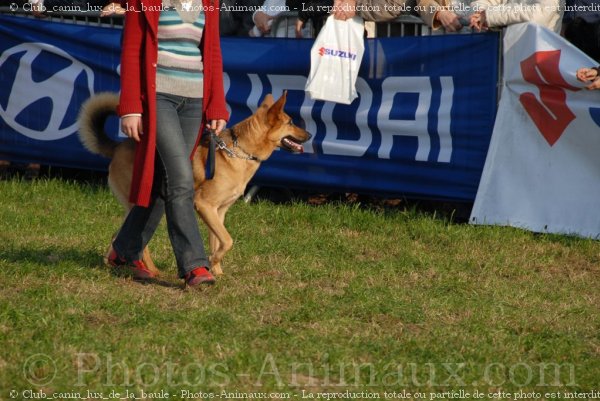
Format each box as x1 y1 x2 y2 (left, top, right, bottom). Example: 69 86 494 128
0 177 599 400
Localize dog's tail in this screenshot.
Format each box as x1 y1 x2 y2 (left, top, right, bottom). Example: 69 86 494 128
77 92 120 159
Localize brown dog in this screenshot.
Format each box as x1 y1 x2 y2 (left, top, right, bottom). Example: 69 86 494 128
78 92 311 276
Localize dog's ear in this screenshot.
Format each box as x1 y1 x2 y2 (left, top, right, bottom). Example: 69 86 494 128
267 91 287 125
259 94 275 110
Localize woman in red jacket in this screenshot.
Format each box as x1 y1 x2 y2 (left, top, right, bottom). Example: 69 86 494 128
107 0 229 287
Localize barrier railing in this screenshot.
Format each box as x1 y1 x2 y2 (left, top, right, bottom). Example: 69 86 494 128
0 6 122 26
0 6 430 37
268 12 431 38
268 11 314 38
376 15 432 36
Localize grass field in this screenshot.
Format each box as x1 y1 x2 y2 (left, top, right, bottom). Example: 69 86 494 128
0 176 599 400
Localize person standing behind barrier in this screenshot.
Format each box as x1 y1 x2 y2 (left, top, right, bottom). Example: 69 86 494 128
249 0 326 37
468 0 564 33
250 0 312 37
249 0 283 36
108 0 229 287
287 0 332 37
220 0 265 36
331 0 416 21
417 0 475 32
27 0 113 15
562 0 600 62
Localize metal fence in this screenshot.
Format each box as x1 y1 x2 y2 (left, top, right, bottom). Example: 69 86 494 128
0 5 501 103
375 15 432 36
269 11 431 38
0 5 122 27
0 6 431 37
0 6 499 94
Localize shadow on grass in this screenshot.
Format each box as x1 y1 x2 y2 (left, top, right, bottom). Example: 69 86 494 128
0 162 108 187
0 245 103 269
2 163 475 223
250 186 475 223
114 273 184 290
0 245 184 289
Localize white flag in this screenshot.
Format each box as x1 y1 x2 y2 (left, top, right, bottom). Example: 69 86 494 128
470 23 600 239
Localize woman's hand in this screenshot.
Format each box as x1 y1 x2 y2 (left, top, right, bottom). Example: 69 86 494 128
295 19 305 38
585 78 600 90
469 10 488 32
576 67 598 83
576 68 600 90
333 0 356 20
254 11 274 34
207 119 227 134
121 115 143 142
435 10 462 32
100 2 126 17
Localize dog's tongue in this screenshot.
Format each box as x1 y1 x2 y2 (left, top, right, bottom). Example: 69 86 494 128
284 137 304 153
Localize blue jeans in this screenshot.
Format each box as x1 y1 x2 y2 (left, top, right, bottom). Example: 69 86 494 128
112 93 209 278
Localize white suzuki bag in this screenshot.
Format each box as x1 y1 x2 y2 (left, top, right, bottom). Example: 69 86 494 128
305 15 365 105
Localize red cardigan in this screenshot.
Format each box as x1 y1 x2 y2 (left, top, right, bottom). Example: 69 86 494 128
117 0 229 207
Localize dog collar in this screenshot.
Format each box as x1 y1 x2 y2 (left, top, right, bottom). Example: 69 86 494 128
212 129 263 162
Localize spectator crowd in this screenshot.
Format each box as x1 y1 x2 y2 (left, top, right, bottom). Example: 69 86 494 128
6 0 600 67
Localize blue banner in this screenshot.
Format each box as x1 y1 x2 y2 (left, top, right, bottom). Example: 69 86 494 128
0 14 499 201
0 15 121 170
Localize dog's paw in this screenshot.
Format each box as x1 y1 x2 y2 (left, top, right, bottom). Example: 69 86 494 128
212 264 224 276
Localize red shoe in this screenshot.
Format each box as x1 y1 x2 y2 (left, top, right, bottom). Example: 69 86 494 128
107 247 156 280
185 267 215 287
107 247 125 266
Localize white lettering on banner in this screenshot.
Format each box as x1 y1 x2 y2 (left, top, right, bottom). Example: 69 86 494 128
0 42 94 141
321 77 373 157
222 72 232 118
267 74 317 154
438 76 454 163
225 74 454 162
247 74 263 113
378 77 432 161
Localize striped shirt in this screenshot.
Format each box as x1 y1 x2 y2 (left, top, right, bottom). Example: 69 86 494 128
156 4 204 98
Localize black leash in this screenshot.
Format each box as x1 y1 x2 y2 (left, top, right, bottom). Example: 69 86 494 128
204 128 216 180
